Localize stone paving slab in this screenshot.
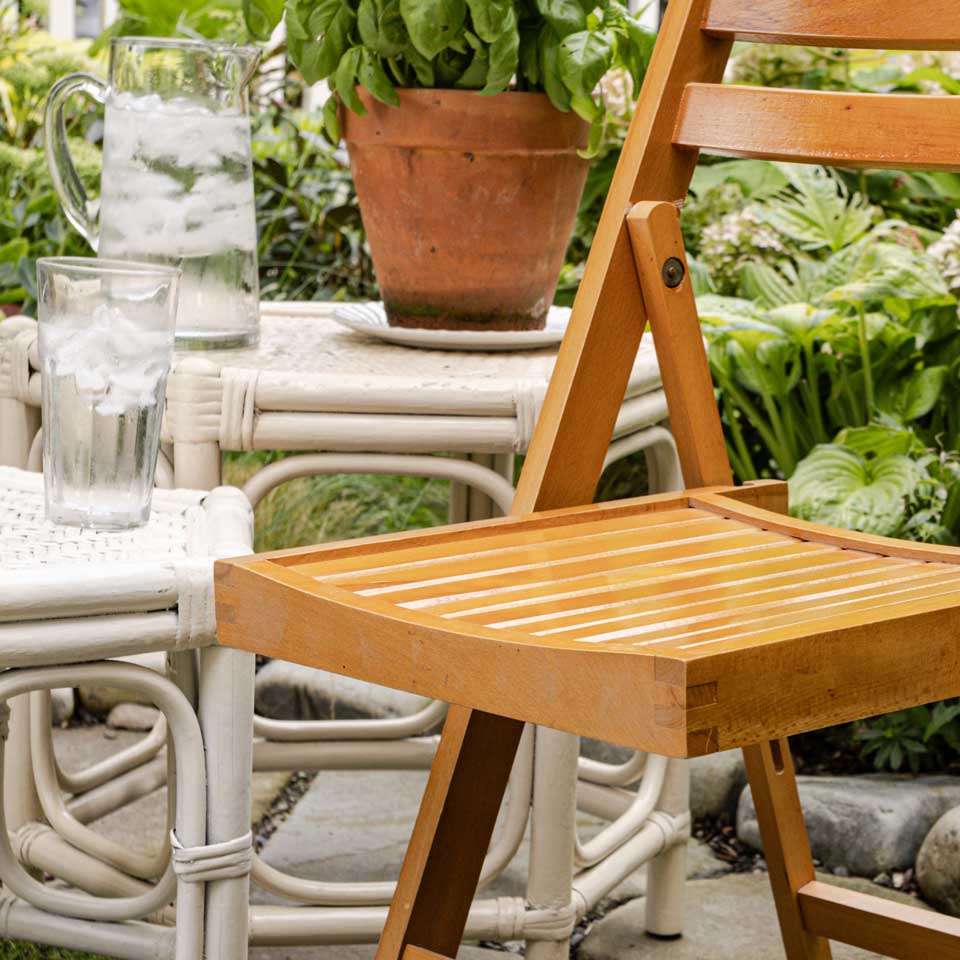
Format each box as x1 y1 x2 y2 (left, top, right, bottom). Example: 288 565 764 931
580 872 930 960
250 945 504 959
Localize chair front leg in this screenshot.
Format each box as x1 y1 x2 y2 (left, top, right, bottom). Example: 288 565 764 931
376 705 525 960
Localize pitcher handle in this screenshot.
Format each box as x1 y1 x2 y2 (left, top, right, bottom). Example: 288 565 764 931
44 72 107 252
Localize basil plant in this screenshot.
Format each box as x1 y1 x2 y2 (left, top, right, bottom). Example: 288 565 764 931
244 0 655 153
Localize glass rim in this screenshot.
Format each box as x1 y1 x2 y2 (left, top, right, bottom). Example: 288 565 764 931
109 35 260 57
37 257 182 280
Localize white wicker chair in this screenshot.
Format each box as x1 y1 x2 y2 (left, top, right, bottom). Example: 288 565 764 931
0 465 254 960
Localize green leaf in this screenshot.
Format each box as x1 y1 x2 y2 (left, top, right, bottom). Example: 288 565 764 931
456 47 489 88
480 7 519 94
308 0 343 36
243 0 285 39
877 365 948 423
789 444 920 536
538 26 571 111
465 0 514 43
558 29 614 98
0 239 29 265
761 165 876 254
322 93 342 142
359 49 400 104
534 0 585 37
335 47 367 114
403 43 436 84
400 0 466 58
358 0 408 56
284 0 311 38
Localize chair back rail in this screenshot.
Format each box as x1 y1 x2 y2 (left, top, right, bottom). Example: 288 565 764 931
676 85 960 171
702 0 960 49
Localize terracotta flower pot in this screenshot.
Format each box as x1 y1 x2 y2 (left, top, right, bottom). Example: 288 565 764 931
342 88 590 331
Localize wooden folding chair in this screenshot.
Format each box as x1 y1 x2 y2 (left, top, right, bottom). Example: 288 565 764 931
216 2 960 957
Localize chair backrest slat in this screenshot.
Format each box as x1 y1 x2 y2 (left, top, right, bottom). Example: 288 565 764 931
703 0 960 50
675 84 960 172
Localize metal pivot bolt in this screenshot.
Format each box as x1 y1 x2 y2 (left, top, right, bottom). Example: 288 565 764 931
662 257 685 288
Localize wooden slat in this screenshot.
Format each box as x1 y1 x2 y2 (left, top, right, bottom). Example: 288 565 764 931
458 548 856 625
415 539 830 617
314 509 717 585
518 557 911 636
343 517 746 592
704 0 960 49
693 492 960 564
799 880 960 959
354 529 783 606
675 85 960 172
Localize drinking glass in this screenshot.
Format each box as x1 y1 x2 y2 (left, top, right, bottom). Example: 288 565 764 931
37 257 181 529
44 37 261 348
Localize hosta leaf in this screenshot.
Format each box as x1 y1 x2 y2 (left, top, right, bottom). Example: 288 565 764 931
400 0 466 59
877 365 948 423
789 444 920 536
762 164 876 254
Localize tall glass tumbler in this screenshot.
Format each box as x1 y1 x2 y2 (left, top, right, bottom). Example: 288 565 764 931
37 257 181 529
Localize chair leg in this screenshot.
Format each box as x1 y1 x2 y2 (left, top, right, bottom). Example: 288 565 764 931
376 705 525 960
742 739 832 960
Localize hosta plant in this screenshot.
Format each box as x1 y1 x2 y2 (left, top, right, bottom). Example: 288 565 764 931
244 0 655 152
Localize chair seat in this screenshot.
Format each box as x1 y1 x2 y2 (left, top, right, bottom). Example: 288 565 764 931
216 481 960 757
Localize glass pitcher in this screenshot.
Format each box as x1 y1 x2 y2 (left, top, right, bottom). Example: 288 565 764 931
45 37 262 349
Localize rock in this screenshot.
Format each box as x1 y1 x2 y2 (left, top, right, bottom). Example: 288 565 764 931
690 750 747 820
50 688 75 726
580 871 927 960
917 804 960 915
255 660 432 722
250 945 502 959
106 703 161 732
603 838 732 905
737 774 960 877
78 651 167 715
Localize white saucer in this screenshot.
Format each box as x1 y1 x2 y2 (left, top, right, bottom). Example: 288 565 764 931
332 302 570 351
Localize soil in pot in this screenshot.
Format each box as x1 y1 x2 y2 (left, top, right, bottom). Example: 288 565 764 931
342 88 590 331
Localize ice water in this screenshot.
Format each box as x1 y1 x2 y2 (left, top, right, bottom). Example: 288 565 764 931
98 92 260 348
41 304 173 528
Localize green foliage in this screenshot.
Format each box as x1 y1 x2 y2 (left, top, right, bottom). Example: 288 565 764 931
91 0 249 52
252 109 377 301
855 701 960 774
0 942 106 960
0 23 101 309
263 0 654 153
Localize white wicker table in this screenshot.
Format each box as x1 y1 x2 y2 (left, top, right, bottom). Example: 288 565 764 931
0 302 686 959
0 466 253 960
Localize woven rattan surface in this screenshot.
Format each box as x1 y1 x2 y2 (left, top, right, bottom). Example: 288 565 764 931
0 467 208 570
